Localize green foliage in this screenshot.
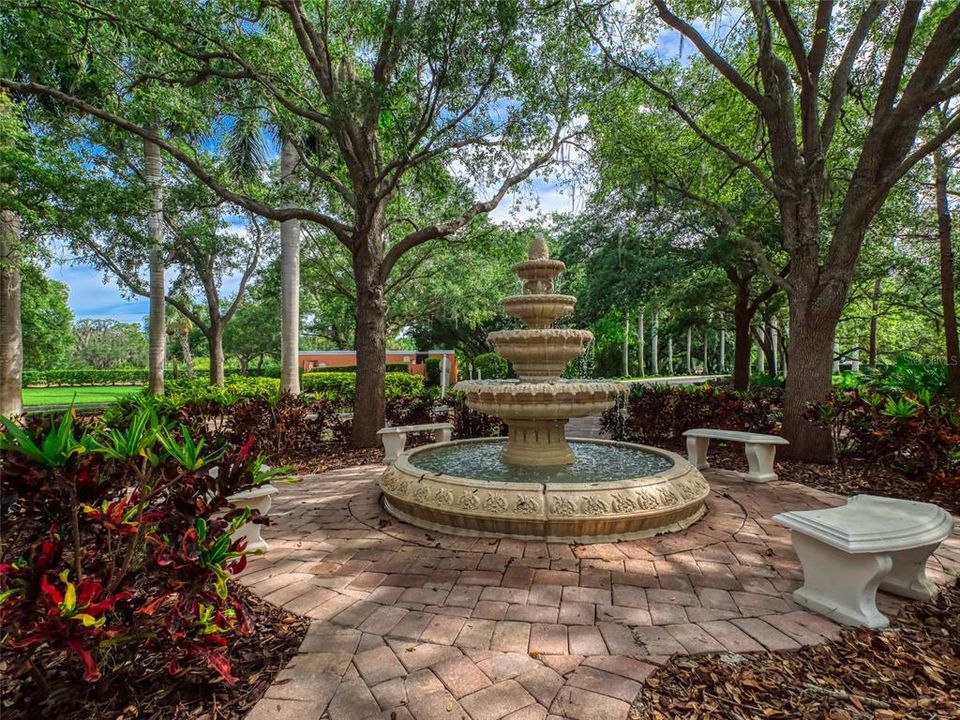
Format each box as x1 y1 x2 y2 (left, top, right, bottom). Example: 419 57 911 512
23 368 149 387
861 354 949 396
473 353 509 380
423 358 442 386
71 320 148 370
302 372 424 405
21 264 75 369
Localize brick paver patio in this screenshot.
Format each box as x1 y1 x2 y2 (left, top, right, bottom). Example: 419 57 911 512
240 465 960 720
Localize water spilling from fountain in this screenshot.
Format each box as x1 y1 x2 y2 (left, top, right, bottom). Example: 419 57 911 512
380 236 709 541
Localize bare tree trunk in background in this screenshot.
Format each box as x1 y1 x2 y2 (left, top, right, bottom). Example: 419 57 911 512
703 326 709 374
179 326 195 378
0 210 22 417
144 138 165 395
869 277 882 366
686 326 692 373
280 138 301 395
622 310 629 376
935 146 960 398
651 314 659 375
666 335 672 374
637 311 645 377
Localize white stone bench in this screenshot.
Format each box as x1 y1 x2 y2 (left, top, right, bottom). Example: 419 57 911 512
774 495 954 628
378 422 454 463
682 428 789 482
209 466 279 553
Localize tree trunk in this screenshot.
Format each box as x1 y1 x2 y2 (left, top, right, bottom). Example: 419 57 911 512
666 335 673 375
651 314 659 375
351 241 387 448
732 298 752 391
783 302 837 462
934 147 960 398
869 278 881 366
637 311 645 377
239 356 249 375
279 138 301 395
179 326 195 377
0 210 22 417
208 320 225 386
685 326 692 373
703 327 709 374
144 138 165 395
622 310 629 377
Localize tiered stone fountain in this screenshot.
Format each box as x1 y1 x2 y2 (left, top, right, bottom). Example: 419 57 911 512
380 236 709 541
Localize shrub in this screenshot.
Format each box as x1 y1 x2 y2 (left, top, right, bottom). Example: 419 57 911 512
424 358 441 386
23 369 149 387
807 389 960 497
0 408 283 696
302 372 423 405
601 384 782 444
859 353 948 396
474 353 509 380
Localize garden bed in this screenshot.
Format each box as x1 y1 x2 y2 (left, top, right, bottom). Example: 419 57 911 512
0 584 308 720
661 439 960 516
633 578 960 719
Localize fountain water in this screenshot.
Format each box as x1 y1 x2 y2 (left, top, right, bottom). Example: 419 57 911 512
380 237 709 541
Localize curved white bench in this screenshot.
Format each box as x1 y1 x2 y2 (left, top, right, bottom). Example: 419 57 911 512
774 495 954 628
378 422 454 463
682 428 788 482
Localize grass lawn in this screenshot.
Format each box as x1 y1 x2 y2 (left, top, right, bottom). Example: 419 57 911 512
22 385 143 407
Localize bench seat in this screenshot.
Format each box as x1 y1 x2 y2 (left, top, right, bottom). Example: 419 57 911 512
378 422 454 463
774 495 954 627
682 428 788 482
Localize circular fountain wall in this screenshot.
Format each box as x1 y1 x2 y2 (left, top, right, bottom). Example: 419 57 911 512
380 438 710 542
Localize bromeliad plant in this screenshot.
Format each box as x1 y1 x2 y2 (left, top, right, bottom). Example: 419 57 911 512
0 407 277 697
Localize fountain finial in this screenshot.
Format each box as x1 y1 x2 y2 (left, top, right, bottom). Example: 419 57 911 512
528 234 549 260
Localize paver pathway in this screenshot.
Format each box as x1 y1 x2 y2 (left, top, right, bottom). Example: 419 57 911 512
240 466 960 720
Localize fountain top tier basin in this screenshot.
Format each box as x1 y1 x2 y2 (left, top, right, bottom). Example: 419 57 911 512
380 438 710 542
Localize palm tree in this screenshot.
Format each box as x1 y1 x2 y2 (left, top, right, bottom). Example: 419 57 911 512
144 136 165 395
166 306 195 379
0 209 21 417
279 138 301 395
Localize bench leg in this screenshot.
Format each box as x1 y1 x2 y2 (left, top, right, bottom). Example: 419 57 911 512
381 433 407 464
743 443 778 482
433 428 452 443
230 494 274 554
686 436 711 470
790 531 892 628
879 543 941 601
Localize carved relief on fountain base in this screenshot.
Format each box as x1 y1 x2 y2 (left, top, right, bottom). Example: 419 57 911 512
379 438 710 542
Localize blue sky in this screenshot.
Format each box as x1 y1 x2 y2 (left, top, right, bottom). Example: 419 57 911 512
51 175 577 322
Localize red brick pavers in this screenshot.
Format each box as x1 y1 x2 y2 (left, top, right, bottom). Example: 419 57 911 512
241 465 960 720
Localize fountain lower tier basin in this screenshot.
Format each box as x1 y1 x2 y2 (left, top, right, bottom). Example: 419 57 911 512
379 439 710 542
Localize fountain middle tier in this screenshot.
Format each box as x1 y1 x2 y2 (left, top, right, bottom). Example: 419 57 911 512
487 328 594 382
455 379 626 466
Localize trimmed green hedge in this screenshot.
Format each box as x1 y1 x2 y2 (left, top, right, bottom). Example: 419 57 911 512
305 363 410 373
302 371 423 403
23 369 149 387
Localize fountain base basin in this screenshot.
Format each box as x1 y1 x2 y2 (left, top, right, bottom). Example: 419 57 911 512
379 438 710 542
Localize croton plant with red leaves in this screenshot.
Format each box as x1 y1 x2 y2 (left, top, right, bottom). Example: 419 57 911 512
0 406 285 695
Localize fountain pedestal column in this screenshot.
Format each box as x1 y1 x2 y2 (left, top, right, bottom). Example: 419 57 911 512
503 419 572 466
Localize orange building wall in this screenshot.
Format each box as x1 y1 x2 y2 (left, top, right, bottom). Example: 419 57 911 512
299 350 457 383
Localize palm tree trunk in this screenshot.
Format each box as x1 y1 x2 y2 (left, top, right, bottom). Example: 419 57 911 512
622 310 629 376
280 138 301 395
144 138 165 395
0 210 22 417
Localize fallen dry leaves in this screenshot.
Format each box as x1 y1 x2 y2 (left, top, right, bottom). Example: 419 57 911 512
633 579 960 719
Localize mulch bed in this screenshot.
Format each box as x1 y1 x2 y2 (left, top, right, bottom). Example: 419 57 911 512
659 439 960 516
0 585 308 720
633 578 960 719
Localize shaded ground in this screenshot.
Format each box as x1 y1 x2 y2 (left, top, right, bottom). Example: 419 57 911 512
22 385 142 407
0 585 308 720
633 578 960 719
